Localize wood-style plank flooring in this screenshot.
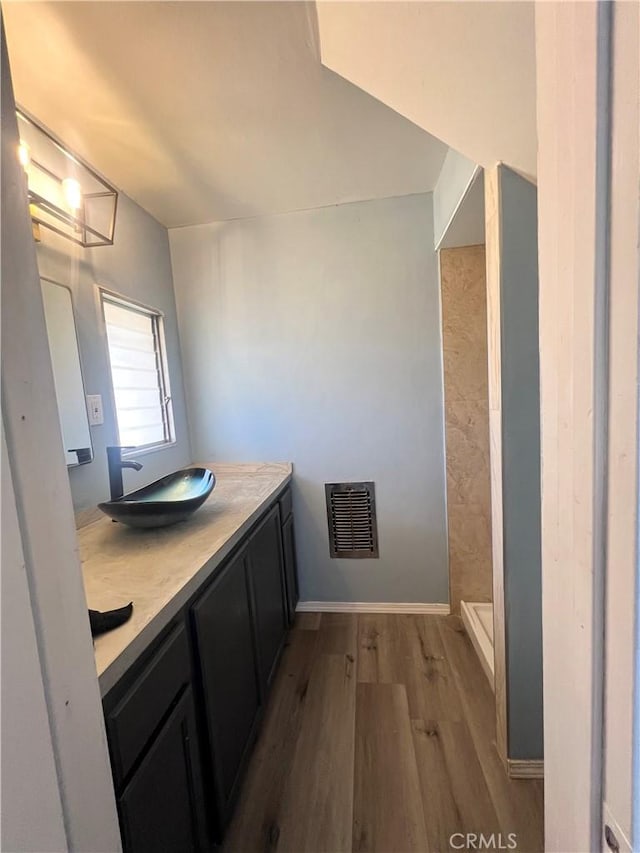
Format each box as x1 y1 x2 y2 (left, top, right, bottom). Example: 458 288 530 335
223 614 544 853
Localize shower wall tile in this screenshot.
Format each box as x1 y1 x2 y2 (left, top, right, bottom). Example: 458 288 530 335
448 502 493 606
440 245 493 613
445 400 491 506
442 344 489 403
441 244 489 403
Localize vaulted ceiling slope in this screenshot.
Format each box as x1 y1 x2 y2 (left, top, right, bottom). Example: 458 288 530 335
3 1 448 228
316 1 537 179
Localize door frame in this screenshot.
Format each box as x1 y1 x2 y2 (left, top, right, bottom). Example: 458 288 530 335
602 3 639 851
536 2 606 848
484 164 509 770
534 2 637 850
1 19 122 851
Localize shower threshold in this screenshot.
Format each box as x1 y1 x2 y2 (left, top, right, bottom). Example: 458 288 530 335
460 600 494 690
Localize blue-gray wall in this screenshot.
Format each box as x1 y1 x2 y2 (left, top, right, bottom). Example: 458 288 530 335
35 194 192 511
499 165 543 760
432 147 478 248
170 194 449 604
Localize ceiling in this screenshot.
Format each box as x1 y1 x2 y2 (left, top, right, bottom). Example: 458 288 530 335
3 1 448 228
317 1 537 179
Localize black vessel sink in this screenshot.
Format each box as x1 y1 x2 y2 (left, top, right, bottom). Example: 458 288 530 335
98 468 216 529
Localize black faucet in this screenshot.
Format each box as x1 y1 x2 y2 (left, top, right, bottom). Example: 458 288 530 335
107 446 143 501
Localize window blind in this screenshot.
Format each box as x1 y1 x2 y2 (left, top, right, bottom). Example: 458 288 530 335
103 296 172 448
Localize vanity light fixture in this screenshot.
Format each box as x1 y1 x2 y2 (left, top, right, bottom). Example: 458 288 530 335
16 108 118 248
18 140 30 169
62 177 82 212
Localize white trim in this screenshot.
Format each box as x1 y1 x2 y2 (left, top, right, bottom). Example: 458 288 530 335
296 601 450 615
535 4 609 849
485 165 508 764
604 2 639 847
1 426 68 851
460 601 494 690
1 39 121 851
508 760 544 780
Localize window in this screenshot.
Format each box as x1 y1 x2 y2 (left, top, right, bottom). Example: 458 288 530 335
101 291 174 450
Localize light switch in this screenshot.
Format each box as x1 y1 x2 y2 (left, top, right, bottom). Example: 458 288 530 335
86 394 104 426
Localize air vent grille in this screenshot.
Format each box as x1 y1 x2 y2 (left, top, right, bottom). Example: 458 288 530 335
325 482 379 559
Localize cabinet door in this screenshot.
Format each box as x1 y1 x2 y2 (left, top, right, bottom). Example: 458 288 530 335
248 505 287 693
106 623 191 787
191 549 261 820
282 513 299 626
118 687 206 853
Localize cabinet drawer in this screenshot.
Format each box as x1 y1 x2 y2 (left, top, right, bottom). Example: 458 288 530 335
107 623 191 786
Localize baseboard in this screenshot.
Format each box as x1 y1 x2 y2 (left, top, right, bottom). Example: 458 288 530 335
507 759 544 779
296 601 450 615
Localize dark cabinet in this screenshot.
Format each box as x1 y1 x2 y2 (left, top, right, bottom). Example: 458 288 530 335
118 687 206 853
247 505 287 693
104 487 297 850
191 548 261 833
281 512 299 626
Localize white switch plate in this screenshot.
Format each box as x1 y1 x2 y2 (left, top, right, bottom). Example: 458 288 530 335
86 394 104 426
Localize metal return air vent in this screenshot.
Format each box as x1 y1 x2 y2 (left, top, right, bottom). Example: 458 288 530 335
325 482 379 559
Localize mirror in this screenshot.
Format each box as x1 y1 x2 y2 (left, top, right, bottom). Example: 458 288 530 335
41 278 93 466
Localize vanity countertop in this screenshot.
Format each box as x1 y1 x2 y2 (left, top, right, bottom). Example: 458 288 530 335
78 462 292 695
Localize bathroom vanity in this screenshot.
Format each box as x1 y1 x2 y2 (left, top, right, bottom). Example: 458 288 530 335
78 463 298 851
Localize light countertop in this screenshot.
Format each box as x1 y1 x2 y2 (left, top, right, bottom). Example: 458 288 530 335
78 462 292 695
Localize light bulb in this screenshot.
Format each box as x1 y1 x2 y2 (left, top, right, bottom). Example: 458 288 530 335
18 140 30 169
62 177 82 211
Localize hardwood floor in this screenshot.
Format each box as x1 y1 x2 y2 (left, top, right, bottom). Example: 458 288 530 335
223 614 544 853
